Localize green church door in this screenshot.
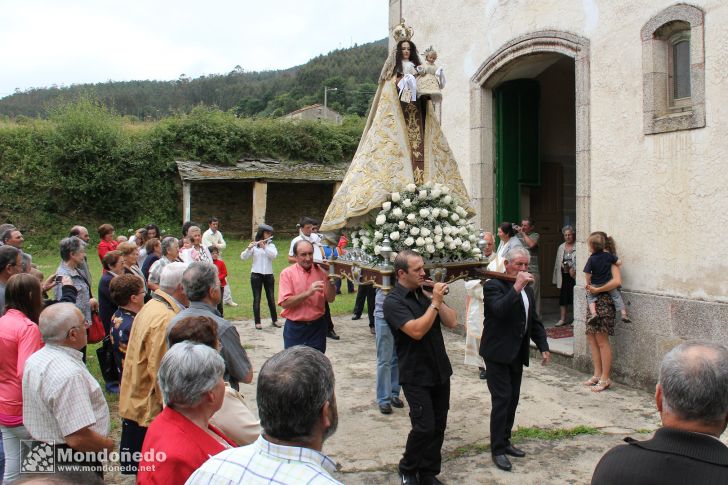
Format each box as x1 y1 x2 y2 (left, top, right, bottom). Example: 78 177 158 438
494 79 540 228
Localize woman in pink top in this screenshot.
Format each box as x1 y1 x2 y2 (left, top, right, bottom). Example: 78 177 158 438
0 274 44 482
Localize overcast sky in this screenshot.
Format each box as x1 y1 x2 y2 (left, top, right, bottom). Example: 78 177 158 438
0 1 388 97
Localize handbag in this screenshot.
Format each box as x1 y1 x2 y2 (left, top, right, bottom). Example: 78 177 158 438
87 310 105 343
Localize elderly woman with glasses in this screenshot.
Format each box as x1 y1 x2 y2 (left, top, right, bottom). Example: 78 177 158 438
137 342 235 485
55 236 97 324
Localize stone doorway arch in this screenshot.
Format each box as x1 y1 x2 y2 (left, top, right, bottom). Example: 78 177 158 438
469 30 591 246
468 31 591 358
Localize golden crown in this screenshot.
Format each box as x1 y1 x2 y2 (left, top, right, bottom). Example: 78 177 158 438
392 18 414 43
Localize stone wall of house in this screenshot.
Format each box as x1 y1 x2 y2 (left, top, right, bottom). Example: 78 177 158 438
398 0 728 388
190 181 253 239
189 180 336 240
265 182 336 235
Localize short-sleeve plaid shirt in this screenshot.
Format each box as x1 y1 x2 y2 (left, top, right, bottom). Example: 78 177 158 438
22 344 110 442
185 435 342 484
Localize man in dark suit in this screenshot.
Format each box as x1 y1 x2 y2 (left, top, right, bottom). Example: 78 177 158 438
481 247 550 472
591 341 728 484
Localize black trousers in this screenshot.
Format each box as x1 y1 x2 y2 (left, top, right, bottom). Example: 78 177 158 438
400 380 450 477
353 284 375 327
484 359 524 455
251 273 277 324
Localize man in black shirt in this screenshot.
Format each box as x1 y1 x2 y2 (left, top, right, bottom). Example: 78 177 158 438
383 250 457 485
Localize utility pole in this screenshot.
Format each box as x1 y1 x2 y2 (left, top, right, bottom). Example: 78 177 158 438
324 86 338 112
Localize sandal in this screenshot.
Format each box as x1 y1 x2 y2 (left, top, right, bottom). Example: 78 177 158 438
591 379 611 392
255 323 262 330
583 376 599 386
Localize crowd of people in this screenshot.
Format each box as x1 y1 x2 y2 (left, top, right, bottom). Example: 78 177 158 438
0 217 726 485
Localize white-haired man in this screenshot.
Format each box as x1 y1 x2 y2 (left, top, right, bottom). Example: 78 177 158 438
592 341 728 484
23 303 113 477
481 247 550 472
118 261 188 476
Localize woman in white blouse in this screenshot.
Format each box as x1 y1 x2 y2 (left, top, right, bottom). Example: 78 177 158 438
241 224 278 330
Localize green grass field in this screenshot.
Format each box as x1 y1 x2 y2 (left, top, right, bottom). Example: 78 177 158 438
31 239 358 320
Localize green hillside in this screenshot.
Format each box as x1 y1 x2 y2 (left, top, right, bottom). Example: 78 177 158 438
0 38 387 119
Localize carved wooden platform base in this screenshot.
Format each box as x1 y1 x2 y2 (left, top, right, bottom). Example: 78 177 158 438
328 260 515 292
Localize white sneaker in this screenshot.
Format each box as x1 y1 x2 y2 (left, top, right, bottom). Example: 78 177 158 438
225 302 239 307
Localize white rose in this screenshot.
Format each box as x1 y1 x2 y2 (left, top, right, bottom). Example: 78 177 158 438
404 237 415 247
451 213 460 222
420 228 431 237
459 227 468 236
361 236 370 245
398 220 406 229
454 237 463 246
352 238 360 248
434 225 442 235
407 213 417 223
448 242 457 250
443 195 453 204
390 231 400 241
472 247 482 255
469 234 477 242
391 192 401 202
409 227 420 236
440 209 449 218
376 214 386 226
458 218 468 226
382 201 392 211
425 237 433 245
457 206 467 216
426 244 436 254
402 199 412 208
431 189 442 198
444 235 454 243
419 190 428 199
374 245 382 255
431 208 441 218
423 181 432 189
435 241 445 249
443 226 452 235
415 237 425 247
419 208 430 218
406 183 417 192
434 234 442 243
461 241 471 252
392 208 403 218
374 231 383 239
442 186 450 194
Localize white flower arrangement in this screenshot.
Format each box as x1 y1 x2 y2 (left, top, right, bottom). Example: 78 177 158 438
350 183 482 263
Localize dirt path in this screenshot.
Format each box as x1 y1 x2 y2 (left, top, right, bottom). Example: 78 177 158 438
234 315 660 484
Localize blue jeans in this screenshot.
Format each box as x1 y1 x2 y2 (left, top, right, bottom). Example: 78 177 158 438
375 316 400 405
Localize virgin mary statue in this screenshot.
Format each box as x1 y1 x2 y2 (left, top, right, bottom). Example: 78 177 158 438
320 19 473 232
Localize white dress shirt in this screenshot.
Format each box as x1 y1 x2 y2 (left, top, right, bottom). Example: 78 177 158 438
241 242 278 275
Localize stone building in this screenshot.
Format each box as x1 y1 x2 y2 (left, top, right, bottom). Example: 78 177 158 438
393 0 728 388
282 104 343 124
177 159 347 238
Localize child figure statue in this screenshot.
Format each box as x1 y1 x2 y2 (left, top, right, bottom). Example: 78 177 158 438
416 46 445 103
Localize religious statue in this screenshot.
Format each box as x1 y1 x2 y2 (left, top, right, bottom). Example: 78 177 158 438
320 19 473 233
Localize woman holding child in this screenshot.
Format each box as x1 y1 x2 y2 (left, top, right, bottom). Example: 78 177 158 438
582 231 624 392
